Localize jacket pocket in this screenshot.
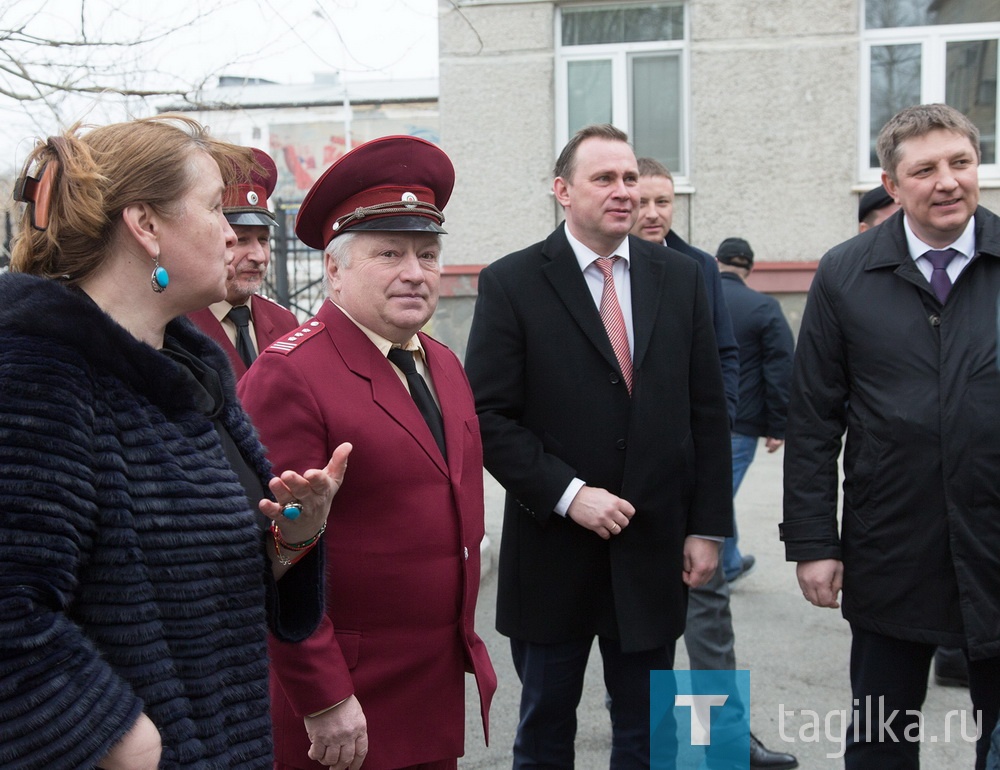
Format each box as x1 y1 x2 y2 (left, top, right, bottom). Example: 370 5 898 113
335 630 361 669
844 430 884 530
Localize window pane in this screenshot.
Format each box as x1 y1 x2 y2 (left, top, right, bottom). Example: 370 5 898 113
562 4 684 45
623 5 684 43
563 8 621 45
866 0 1000 29
630 54 681 171
567 60 613 135
947 39 998 163
870 43 922 165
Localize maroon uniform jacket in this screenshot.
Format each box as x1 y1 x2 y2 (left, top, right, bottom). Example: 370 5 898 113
188 294 299 380
238 300 496 769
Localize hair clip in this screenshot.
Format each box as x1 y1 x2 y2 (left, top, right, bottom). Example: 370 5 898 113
14 159 59 231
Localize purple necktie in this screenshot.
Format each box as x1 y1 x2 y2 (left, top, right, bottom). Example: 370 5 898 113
924 248 958 304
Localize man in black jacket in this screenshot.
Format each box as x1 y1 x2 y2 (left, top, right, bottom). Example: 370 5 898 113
782 103 1000 769
859 184 967 691
631 158 740 425
716 237 794 583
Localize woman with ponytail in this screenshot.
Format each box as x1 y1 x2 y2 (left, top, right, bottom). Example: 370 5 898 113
0 115 351 769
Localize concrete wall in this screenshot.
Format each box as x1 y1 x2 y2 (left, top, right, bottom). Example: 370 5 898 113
439 0 862 261
439 0 559 268
689 0 860 262
434 0 560 354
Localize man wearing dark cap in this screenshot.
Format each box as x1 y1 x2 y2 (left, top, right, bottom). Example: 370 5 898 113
238 135 496 770
188 147 299 379
857 184 900 232
716 237 794 587
465 124 732 768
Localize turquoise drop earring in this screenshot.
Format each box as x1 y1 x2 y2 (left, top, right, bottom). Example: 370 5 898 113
150 252 169 293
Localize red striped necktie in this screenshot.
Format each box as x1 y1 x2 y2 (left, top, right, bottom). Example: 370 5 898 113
595 256 633 394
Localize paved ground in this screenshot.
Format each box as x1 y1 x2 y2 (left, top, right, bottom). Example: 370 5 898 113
461 444 978 768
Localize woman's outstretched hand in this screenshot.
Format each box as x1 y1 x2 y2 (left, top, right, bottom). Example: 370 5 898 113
261 442 352 574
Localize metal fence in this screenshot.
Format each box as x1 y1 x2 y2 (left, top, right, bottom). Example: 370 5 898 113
254 199 324 322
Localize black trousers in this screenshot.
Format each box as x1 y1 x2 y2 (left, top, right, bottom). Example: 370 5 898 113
510 635 675 770
845 626 1000 770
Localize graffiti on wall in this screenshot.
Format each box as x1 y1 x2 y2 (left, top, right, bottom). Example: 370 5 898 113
269 120 439 202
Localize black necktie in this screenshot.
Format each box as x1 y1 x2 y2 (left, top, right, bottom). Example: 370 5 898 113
387 347 447 460
227 305 257 368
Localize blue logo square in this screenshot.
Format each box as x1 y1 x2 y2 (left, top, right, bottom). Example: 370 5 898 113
651 670 751 769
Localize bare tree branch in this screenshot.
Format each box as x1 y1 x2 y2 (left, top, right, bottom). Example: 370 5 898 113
0 0 225 109
0 0 445 176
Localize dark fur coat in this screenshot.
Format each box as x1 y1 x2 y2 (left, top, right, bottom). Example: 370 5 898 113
0 273 320 768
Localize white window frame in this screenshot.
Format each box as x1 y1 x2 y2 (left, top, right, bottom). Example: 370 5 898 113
860 16 1000 182
554 3 691 181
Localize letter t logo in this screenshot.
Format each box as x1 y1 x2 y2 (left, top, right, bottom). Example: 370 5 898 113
675 694 729 745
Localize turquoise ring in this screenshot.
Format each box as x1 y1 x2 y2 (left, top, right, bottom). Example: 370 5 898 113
282 501 303 520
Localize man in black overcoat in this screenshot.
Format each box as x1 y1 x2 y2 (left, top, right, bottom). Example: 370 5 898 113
465 124 733 769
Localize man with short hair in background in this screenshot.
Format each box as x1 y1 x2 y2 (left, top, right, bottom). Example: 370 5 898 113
630 159 759 580
631 158 740 431
631 159 796 769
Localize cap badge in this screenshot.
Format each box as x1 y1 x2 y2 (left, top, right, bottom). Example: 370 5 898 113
402 192 418 208
247 191 259 205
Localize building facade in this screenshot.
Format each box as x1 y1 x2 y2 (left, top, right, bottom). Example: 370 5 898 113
436 0 1000 351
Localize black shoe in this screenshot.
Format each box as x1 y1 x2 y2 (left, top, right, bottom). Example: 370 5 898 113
726 554 757 583
934 646 969 688
749 732 798 769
